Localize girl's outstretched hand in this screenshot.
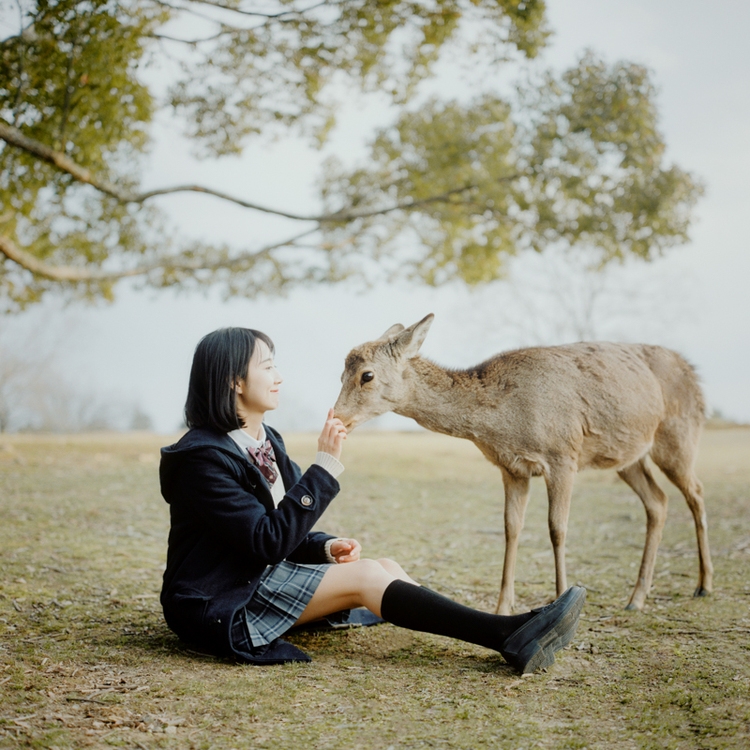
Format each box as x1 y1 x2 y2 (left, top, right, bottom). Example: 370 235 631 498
329 538 362 564
317 408 347 460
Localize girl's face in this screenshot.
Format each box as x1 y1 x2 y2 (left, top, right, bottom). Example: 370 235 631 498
235 340 282 424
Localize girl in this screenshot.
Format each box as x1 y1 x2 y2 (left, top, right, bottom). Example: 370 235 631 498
160 327 585 673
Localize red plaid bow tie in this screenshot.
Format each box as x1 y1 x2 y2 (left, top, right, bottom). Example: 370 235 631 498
247 439 278 485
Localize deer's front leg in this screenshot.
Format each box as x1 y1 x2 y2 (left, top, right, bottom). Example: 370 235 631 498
495 469 531 615
545 460 577 599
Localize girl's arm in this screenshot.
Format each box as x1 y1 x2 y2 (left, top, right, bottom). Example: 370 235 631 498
178 448 340 566
286 531 337 564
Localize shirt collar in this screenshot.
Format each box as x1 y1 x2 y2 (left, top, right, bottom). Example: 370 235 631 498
227 424 266 452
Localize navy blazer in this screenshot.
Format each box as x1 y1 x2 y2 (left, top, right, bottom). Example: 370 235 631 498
159 425 340 663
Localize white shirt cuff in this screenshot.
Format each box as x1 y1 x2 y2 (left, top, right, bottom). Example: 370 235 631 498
314 451 344 479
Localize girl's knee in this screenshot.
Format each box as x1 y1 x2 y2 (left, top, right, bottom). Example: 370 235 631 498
375 557 419 586
347 558 394 587
376 557 405 575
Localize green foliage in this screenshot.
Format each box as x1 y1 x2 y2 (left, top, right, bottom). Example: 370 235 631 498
319 52 703 285
0 0 702 309
526 53 702 261
0 0 163 306
169 0 550 156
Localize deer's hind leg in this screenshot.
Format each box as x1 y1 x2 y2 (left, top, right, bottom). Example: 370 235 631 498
650 427 713 598
495 469 531 615
617 458 669 610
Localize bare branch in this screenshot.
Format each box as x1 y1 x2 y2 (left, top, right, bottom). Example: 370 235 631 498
138 182 495 221
179 0 329 20
138 184 322 220
149 0 239 26
148 0 327 26
0 234 151 281
0 117 317 217
0 118 125 200
0 226 319 282
148 28 232 45
1 118 516 224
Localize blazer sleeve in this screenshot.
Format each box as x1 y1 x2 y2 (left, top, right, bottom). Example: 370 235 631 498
286 531 335 564
266 427 336 564
177 448 340 566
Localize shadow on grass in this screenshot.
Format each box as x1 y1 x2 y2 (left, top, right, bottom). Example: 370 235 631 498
105 621 231 666
111 618 520 678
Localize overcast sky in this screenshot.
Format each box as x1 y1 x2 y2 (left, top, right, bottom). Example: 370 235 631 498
4 0 750 433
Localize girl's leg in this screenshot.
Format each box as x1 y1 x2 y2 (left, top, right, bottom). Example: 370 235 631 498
296 558 533 636
294 558 410 626
295 559 586 674
380 582 586 673
374 557 420 586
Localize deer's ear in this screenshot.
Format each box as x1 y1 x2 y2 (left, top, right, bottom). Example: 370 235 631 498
379 323 405 340
391 313 434 358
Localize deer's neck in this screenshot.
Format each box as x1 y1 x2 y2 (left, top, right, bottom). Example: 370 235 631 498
395 357 487 440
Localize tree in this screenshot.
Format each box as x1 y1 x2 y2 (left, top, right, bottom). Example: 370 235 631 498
0 0 702 311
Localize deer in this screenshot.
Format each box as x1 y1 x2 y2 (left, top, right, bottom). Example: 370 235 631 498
333 313 713 615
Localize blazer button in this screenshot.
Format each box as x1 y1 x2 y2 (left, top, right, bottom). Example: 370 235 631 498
300 495 313 507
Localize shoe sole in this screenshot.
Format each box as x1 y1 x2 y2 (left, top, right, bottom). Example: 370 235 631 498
504 587 586 674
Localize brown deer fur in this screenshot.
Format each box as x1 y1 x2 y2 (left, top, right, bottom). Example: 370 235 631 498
333 313 712 614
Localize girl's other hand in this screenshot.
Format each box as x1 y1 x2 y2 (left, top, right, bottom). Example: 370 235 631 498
329 538 361 564
317 408 347 460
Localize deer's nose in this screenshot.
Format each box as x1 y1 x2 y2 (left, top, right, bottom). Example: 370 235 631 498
335 413 356 430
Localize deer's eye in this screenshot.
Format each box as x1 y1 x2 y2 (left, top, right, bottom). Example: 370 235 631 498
360 371 374 385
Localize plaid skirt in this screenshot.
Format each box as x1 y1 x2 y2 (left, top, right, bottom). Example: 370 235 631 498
233 560 332 648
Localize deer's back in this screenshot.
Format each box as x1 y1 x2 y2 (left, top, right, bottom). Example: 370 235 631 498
460 342 703 473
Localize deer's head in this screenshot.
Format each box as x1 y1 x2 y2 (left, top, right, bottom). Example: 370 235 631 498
333 314 434 429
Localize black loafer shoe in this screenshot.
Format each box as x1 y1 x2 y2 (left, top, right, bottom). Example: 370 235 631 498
499 586 586 674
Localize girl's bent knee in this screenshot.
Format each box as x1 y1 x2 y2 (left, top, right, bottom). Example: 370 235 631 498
355 558 395 586
376 558 405 574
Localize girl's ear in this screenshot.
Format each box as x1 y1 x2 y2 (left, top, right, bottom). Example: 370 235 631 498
233 379 243 395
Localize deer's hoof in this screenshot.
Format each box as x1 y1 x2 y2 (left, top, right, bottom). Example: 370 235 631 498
693 586 710 598
624 602 642 611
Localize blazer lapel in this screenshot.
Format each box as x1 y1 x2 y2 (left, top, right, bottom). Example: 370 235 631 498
218 433 275 507
265 428 298 491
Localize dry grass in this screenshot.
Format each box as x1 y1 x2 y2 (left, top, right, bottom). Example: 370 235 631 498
1 427 749 749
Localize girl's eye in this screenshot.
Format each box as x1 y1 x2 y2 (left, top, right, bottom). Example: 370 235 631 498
361 371 374 384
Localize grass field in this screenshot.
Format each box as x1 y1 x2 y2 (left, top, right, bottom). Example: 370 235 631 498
1 427 749 749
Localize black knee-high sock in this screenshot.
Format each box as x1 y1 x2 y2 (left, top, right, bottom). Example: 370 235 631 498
380 580 534 651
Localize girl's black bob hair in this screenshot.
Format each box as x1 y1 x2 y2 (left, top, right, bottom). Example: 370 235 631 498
184 327 275 432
